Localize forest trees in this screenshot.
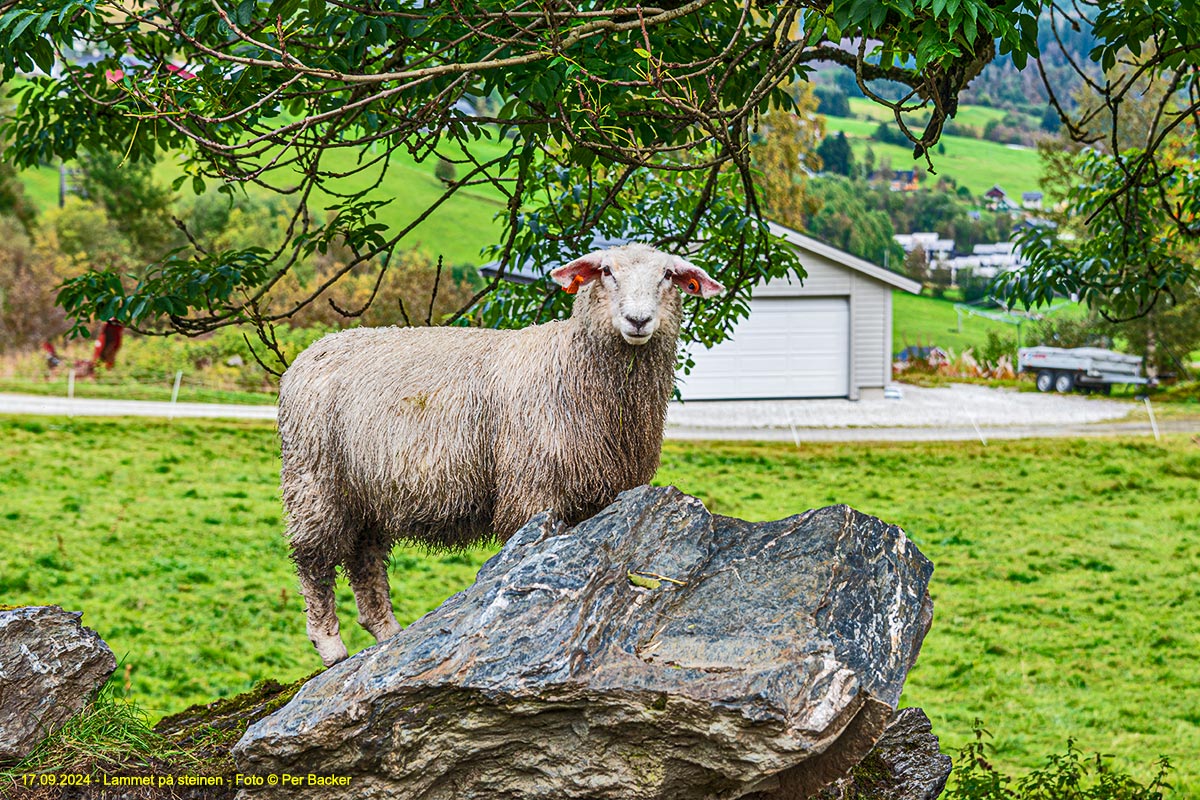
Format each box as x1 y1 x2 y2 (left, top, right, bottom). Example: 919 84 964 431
816 132 856 177
997 0 1199 323
994 1 1200 375
0 0 1042 358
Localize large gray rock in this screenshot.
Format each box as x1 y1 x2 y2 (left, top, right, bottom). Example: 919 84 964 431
234 486 934 800
0 605 117 763
814 708 953 800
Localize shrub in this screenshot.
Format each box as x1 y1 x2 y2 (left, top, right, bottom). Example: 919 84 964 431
978 328 1018 367
1029 314 1112 349
814 86 850 117
958 268 993 304
944 721 1172 800
872 121 912 147
267 246 480 332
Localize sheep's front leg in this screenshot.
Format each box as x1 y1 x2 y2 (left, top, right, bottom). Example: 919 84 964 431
346 533 402 643
295 558 349 666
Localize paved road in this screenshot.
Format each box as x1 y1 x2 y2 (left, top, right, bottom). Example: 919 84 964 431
665 418 1200 443
2 390 1197 442
0 393 277 420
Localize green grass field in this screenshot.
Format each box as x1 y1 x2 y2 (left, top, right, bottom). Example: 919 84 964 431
891 291 1085 355
2 416 1197 794
823 113 1043 197
844 98 1034 136
18 133 510 267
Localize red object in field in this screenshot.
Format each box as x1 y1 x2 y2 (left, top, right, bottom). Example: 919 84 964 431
92 320 124 369
42 341 62 368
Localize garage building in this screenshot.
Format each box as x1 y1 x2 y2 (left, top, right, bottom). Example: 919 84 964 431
678 223 921 401
479 222 921 401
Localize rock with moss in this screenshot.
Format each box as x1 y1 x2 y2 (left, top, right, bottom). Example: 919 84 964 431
0 606 116 764
233 486 935 800
812 708 953 800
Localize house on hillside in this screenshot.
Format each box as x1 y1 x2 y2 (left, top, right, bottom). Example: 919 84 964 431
480 223 921 400
866 169 921 192
984 184 1021 211
1021 191 1044 210
942 241 1027 279
889 170 920 192
894 232 954 263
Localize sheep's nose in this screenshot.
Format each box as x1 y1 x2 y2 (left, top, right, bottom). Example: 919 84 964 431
624 314 652 332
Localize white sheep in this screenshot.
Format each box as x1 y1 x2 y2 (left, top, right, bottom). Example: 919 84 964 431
278 243 723 665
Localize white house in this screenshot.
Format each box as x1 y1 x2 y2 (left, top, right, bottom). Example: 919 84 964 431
678 223 920 401
894 231 955 262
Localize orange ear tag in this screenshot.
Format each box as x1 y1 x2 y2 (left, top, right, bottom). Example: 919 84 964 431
687 278 700 294
563 274 586 294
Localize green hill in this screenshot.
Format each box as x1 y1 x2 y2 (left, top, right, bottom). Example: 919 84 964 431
19 138 509 267
820 100 1046 196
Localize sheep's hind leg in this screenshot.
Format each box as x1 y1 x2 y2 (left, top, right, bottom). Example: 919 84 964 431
346 532 402 643
294 556 349 666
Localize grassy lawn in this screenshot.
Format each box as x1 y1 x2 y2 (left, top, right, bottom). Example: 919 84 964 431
891 290 1088 354
823 114 1043 197
893 291 1014 353
19 133 510 268
844 97 1035 136
2 416 1197 794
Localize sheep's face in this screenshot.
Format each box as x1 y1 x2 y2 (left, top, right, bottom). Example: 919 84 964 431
550 244 724 345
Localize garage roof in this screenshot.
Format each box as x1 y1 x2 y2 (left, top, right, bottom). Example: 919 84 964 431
767 222 922 294
478 223 923 295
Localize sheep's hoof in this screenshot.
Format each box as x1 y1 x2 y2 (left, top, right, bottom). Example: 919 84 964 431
313 638 349 667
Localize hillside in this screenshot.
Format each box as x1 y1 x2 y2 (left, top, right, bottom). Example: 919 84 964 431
18 139 509 268
822 105 1045 198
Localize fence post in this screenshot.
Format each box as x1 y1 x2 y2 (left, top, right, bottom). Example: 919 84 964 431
1144 396 1160 443
169 370 183 419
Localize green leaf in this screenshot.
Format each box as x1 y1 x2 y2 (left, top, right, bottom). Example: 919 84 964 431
7 12 36 43
34 10 55 34
236 0 255 28
30 37 53 73
627 572 661 590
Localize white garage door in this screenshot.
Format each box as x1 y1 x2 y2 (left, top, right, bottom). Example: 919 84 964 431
678 297 850 400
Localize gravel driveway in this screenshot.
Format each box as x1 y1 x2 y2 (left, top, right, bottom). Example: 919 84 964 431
665 383 1143 441
1 385 1184 443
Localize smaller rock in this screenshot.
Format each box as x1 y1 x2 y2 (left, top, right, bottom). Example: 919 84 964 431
0 606 117 764
813 708 953 800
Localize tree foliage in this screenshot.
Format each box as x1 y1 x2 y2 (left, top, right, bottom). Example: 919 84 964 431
77 149 181 263
0 0 1042 357
999 1 1200 318
803 176 903 267
816 132 855 177
751 83 824 227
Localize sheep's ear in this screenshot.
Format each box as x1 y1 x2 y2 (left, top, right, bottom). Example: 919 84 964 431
670 258 724 298
550 252 606 294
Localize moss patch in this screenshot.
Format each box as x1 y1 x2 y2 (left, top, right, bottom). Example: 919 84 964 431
1 674 316 800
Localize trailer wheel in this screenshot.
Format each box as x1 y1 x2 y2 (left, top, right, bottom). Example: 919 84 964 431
1054 372 1075 393
1036 370 1055 392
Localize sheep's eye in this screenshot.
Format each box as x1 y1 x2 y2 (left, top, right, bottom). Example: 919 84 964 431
601 266 613 277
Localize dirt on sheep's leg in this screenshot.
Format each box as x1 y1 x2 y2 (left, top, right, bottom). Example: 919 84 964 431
296 561 348 666
346 533 403 643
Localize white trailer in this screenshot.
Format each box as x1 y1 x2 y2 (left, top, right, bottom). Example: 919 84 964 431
1018 346 1151 394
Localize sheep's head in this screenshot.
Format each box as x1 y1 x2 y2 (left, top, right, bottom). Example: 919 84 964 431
550 244 723 345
